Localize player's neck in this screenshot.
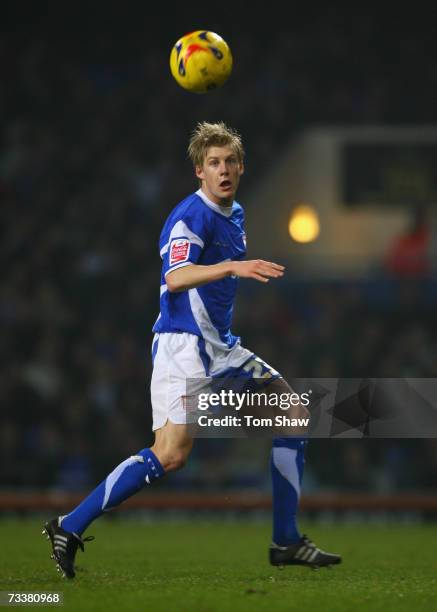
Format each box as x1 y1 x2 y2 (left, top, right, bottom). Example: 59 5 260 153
199 187 233 208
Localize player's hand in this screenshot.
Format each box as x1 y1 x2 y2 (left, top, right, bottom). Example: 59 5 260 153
230 260 285 282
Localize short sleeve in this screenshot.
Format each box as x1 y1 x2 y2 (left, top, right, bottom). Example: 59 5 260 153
160 212 209 277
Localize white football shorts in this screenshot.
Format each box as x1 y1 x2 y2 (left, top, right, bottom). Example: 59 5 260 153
150 332 278 431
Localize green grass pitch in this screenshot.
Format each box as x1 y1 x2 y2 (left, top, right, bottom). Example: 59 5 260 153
1 518 437 611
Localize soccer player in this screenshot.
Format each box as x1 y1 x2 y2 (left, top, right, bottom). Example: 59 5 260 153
43 122 341 578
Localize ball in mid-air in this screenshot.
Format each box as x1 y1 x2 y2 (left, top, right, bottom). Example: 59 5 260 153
169 30 232 94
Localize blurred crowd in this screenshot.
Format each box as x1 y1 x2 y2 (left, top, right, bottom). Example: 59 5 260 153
2 9 437 494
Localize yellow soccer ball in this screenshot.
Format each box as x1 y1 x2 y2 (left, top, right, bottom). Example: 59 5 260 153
169 30 233 93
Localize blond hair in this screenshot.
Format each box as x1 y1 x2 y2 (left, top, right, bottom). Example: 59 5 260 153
187 121 245 168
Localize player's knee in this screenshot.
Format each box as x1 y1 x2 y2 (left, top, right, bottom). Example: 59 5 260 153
174 451 190 471
152 445 190 472
164 450 189 472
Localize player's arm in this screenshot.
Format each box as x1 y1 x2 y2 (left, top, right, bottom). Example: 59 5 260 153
166 260 285 292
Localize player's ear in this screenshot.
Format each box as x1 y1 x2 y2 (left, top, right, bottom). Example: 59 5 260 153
195 166 205 180
239 162 245 176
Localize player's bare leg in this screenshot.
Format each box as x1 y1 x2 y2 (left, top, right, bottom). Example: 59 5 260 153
151 420 194 472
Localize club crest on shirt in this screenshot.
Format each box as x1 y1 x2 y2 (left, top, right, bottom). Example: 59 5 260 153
170 238 190 265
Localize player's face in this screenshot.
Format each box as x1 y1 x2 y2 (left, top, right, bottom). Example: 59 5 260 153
195 146 244 206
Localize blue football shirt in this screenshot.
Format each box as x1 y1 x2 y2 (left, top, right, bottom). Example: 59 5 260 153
153 189 247 350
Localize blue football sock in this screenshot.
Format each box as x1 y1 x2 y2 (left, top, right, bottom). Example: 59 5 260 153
271 438 307 546
60 448 165 536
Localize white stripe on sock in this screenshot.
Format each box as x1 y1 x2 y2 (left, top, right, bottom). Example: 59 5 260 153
272 448 301 498
102 455 145 510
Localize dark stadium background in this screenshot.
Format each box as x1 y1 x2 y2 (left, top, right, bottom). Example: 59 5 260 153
2 4 437 517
